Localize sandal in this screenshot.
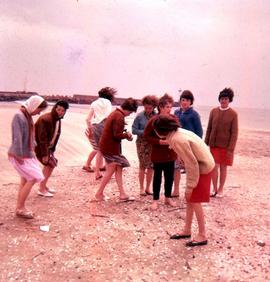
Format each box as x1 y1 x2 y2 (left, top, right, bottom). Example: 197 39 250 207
16 210 34 219
170 233 191 240
210 192 217 198
119 196 135 202
82 166 94 173
186 240 208 247
91 195 110 202
95 175 103 180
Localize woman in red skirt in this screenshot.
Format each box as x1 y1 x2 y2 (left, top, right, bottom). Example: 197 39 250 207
153 115 215 247
205 88 238 198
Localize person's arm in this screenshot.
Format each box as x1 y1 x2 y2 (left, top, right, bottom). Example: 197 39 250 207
144 118 160 145
228 112 238 152
204 109 213 145
86 108 94 128
35 119 51 159
173 141 200 190
132 115 144 136
112 116 129 140
11 114 25 160
193 112 203 138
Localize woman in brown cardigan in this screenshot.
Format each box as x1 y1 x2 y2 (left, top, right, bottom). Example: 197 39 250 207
205 88 238 198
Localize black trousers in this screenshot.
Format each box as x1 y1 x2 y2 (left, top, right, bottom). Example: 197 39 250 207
153 161 175 200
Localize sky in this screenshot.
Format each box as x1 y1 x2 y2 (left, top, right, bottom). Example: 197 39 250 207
0 0 270 109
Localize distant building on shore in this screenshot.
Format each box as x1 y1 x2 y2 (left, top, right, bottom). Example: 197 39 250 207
0 91 38 101
0 91 143 105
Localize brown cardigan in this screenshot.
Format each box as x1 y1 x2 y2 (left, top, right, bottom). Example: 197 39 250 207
99 108 129 156
205 107 238 152
35 107 61 161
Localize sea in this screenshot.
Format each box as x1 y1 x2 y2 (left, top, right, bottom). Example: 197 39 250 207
67 103 270 132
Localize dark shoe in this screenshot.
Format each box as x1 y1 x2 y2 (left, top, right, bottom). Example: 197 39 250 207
95 175 103 180
82 166 94 173
171 194 179 198
170 233 191 240
99 166 106 171
186 240 208 247
210 192 217 198
145 191 153 195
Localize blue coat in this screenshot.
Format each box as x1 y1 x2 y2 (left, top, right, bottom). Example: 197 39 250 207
174 107 203 138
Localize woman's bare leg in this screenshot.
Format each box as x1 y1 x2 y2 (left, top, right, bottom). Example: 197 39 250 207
115 166 128 198
85 150 97 167
218 164 227 195
145 168 153 193
16 178 36 211
39 166 54 192
192 203 207 241
182 202 194 234
139 168 145 194
95 151 103 178
95 163 116 199
172 169 181 196
211 164 219 193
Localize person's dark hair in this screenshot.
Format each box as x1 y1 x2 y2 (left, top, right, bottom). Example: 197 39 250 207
98 87 117 102
38 100 48 109
180 90 194 105
218 88 234 102
158 93 174 111
121 98 138 112
142 95 159 108
55 100 69 110
153 115 180 136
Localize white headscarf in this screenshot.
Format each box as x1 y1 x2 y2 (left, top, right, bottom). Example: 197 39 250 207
22 95 45 114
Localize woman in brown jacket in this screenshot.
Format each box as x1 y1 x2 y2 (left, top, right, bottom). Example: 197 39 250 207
205 88 238 198
35 100 69 197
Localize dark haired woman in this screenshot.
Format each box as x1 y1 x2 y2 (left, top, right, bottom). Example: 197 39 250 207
132 95 158 196
205 88 238 198
95 98 138 202
35 100 69 196
174 90 203 138
144 94 177 210
153 115 215 247
83 87 116 180
8 95 48 219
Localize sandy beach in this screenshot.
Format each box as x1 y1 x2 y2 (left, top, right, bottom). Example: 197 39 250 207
0 102 270 281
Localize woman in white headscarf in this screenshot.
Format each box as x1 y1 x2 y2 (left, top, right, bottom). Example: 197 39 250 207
8 95 48 219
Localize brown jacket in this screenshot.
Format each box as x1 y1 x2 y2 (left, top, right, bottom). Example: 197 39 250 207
205 107 238 152
99 108 129 156
35 106 61 161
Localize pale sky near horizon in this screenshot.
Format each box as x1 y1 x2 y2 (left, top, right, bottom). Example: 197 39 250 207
1 0 270 109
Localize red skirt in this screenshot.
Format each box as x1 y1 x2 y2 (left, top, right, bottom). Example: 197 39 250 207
210 147 233 166
190 171 213 203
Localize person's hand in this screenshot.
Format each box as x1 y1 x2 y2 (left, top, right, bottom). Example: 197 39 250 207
227 150 233 159
159 139 168 145
14 156 24 165
126 132 133 141
42 156 49 164
185 190 192 202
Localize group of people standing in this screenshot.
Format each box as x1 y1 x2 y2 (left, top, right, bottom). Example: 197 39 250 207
8 96 69 219
8 87 238 247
